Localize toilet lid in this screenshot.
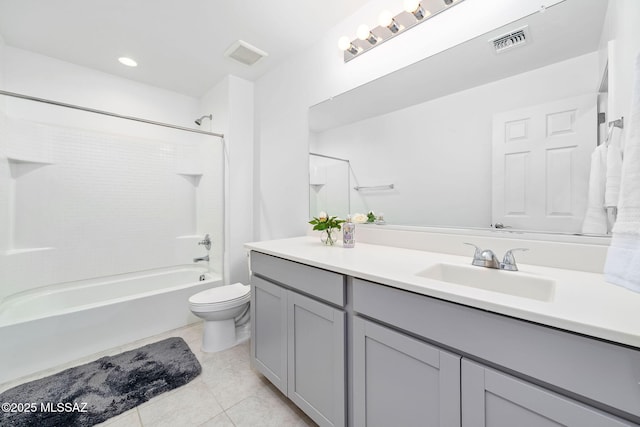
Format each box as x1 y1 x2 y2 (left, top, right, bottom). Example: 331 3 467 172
189 283 249 305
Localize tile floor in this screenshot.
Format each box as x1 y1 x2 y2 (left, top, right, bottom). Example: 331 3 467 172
1 323 317 427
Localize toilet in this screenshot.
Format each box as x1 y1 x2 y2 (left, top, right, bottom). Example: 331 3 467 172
188 283 251 353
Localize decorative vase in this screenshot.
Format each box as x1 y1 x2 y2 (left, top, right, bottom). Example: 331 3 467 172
321 229 336 246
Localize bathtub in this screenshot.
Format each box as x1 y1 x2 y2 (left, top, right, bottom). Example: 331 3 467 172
0 265 219 384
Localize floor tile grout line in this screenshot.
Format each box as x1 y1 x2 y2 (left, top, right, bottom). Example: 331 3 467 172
136 408 144 427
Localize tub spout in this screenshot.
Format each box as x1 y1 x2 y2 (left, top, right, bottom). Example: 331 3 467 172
194 255 209 263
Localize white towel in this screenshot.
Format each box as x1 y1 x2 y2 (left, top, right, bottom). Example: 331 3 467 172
581 144 608 235
605 235 640 293
605 135 623 208
605 52 640 293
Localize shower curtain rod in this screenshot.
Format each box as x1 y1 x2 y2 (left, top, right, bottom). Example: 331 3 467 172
0 89 224 138
309 152 350 163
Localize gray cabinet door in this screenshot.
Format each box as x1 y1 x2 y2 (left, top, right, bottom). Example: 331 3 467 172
287 291 346 427
251 275 288 394
461 359 636 427
353 317 461 427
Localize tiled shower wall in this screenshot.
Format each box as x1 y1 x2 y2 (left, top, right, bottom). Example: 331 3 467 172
0 104 223 301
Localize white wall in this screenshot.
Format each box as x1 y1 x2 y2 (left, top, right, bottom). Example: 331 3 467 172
0 35 8 265
199 78 229 280
311 52 599 227
601 0 640 143
0 47 224 300
254 57 312 239
227 77 254 285
254 0 565 240
0 32 5 90
200 75 254 285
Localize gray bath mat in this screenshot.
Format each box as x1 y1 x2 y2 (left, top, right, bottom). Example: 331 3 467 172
0 336 201 426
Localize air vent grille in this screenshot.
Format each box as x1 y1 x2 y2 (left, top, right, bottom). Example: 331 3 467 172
224 40 268 66
491 26 529 53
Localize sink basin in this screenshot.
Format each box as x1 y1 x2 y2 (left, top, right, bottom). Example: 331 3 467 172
416 263 555 302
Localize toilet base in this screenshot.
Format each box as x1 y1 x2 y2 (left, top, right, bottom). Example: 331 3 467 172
201 319 250 353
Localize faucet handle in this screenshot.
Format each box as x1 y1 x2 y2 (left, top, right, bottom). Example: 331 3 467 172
464 242 482 257
198 233 212 251
500 248 528 271
464 243 499 268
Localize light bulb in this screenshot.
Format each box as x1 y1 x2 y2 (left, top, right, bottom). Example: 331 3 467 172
378 10 393 27
338 36 351 51
356 24 371 41
403 0 421 13
379 9 401 33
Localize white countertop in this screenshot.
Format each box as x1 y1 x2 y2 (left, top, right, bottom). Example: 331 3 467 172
245 236 640 349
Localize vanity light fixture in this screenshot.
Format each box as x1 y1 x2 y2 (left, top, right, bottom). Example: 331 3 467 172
338 0 464 62
357 24 379 45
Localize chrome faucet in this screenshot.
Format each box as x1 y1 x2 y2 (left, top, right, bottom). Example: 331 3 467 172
464 243 500 269
499 248 528 271
194 233 211 263
194 255 209 263
198 234 212 251
464 243 528 271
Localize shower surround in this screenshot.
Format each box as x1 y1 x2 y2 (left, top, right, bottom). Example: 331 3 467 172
0 85 224 383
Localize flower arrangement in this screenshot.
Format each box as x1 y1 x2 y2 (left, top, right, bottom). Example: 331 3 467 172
366 211 376 223
309 211 345 245
351 211 376 224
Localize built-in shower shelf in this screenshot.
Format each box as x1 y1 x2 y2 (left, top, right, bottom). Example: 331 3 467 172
176 172 203 187
7 156 52 164
8 157 53 178
176 235 202 240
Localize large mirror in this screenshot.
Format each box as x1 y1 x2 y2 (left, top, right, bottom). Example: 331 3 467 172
309 0 627 237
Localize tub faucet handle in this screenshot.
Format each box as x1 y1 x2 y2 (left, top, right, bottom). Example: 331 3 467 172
198 234 211 251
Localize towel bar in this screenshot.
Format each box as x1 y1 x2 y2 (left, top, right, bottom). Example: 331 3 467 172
354 184 394 191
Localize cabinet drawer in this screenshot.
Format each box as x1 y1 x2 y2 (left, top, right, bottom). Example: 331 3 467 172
353 278 640 422
250 251 345 307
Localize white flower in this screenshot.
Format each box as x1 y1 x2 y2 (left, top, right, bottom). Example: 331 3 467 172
352 213 368 224
318 211 328 222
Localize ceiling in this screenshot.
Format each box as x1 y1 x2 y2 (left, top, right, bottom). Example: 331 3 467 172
0 0 372 97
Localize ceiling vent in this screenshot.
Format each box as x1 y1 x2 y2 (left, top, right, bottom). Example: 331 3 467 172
224 40 268 66
490 26 529 54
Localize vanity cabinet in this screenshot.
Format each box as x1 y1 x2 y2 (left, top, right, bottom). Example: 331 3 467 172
353 278 640 426
251 275 288 392
249 249 640 426
462 360 633 427
250 252 346 427
353 317 461 427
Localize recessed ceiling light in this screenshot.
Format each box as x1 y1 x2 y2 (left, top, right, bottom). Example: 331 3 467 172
118 57 138 67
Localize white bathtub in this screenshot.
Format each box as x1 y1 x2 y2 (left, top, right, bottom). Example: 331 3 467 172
0 265 219 384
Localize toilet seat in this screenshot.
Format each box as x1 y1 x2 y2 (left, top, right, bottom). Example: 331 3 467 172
189 283 250 311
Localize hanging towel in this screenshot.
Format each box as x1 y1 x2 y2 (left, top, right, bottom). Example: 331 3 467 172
581 144 608 235
605 135 623 208
604 52 640 293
